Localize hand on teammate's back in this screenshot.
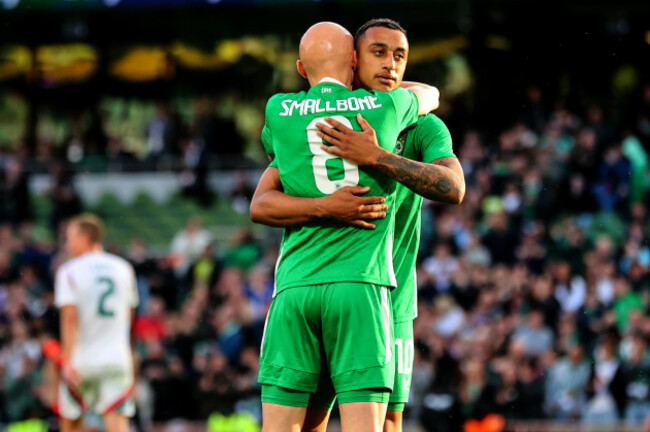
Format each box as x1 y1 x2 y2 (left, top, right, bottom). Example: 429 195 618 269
317 114 384 166
322 185 388 229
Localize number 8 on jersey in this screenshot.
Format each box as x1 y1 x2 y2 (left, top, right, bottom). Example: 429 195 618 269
307 116 359 194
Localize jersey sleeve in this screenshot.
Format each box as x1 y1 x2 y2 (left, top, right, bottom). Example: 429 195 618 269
416 114 456 162
262 124 273 158
261 96 279 158
55 265 76 307
388 88 420 131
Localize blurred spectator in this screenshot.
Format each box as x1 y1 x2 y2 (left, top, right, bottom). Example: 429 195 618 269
460 233 491 268
612 277 644 334
526 274 561 334
594 260 616 307
515 224 547 275
3 355 44 422
224 230 261 273
522 85 549 135
194 349 237 418
184 242 224 294
458 356 489 419
146 102 181 167
569 128 600 183
586 104 616 149
242 264 273 325
419 343 462 432
592 143 631 213
511 307 554 357
140 339 177 422
584 336 627 423
46 162 82 235
621 133 648 205
622 332 650 423
179 133 214 208
0 320 40 383
170 217 212 279
423 242 459 293
576 290 609 354
560 173 598 215
134 296 167 342
545 343 590 420
619 238 650 277
481 213 518 266
433 295 465 338
193 100 245 168
106 137 138 172
230 172 255 214
553 260 587 315
0 157 31 227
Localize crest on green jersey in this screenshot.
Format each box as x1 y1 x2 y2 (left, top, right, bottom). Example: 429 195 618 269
395 134 406 155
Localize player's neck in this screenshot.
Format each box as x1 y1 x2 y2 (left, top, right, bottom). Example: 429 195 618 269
73 244 103 257
309 73 351 89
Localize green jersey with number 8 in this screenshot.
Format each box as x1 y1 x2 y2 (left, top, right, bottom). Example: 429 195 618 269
262 80 419 293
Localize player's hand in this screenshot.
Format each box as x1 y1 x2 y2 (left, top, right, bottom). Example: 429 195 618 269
316 114 387 166
62 363 82 388
322 185 388 229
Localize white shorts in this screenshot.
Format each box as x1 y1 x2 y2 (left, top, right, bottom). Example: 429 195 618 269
59 370 135 420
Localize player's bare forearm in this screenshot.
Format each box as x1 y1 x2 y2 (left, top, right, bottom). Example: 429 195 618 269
373 154 465 204
250 167 323 226
401 81 440 113
250 167 389 229
60 305 78 362
316 116 464 203
251 191 328 227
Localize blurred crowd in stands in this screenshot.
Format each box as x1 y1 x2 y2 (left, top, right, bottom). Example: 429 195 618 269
0 82 650 431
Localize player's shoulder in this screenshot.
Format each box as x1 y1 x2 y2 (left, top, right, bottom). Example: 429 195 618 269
60 253 91 271
265 91 307 116
415 113 446 128
72 251 132 271
56 254 93 281
267 91 306 104
101 252 135 271
366 87 411 100
56 258 74 276
404 113 449 137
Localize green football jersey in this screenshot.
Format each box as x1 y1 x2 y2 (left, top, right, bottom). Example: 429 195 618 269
392 114 455 322
262 80 419 292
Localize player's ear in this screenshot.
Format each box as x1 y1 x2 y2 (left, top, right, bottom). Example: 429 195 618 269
296 60 308 79
351 50 358 70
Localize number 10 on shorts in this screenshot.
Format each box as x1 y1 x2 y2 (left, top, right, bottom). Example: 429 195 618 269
395 338 414 375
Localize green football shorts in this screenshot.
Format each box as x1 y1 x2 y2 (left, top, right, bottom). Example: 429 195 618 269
388 320 414 410
301 318 415 411
258 282 394 402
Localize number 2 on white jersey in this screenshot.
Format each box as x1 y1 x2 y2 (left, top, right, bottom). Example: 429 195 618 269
97 277 116 317
306 116 359 195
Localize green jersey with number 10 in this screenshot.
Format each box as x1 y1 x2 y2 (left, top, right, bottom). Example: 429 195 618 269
262 80 419 293
392 114 456 322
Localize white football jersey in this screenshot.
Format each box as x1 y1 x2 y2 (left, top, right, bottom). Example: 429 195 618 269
55 251 139 376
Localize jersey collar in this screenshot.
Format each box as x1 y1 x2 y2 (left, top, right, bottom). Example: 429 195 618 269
318 77 348 88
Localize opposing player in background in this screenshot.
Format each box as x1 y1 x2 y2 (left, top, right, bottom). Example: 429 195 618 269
55 214 139 432
255 21 439 432
251 19 465 432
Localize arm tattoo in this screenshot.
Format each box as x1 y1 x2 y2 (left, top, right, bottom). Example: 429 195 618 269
374 153 463 204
